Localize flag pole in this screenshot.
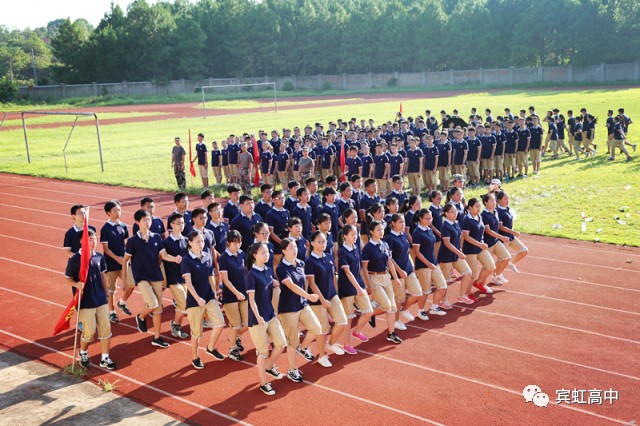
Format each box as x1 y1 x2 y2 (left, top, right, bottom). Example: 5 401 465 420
71 206 88 373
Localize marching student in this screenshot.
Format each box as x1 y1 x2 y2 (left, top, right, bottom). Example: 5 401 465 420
437 204 473 308
252 222 275 269
100 200 131 323
162 213 190 340
265 190 290 267
276 238 321 382
583 114 598 157
480 193 512 286
206 202 228 256
167 192 192 237
320 186 341 242
133 197 166 237
572 115 587 159
291 187 314 239
183 230 227 369
64 204 96 258
230 195 262 253
286 217 309 262
428 190 444 255
460 198 497 297
609 115 633 161
65 229 116 370
496 191 529 272
123 209 182 349
219 230 249 361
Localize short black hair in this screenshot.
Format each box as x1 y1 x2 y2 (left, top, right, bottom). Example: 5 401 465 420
192 207 207 219
134 209 150 222
168 212 183 224
200 189 213 199
104 199 121 214
288 180 299 190
70 204 84 215
227 184 241 194
140 197 154 206
174 192 187 204
239 194 253 205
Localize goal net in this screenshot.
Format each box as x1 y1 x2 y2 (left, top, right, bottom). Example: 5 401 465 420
196 82 278 118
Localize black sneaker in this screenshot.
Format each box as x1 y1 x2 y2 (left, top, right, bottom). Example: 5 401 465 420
228 348 243 362
386 332 403 344
192 358 204 370
99 358 117 370
266 366 284 379
368 315 376 328
296 346 314 361
151 337 170 349
79 353 90 368
287 369 303 383
117 301 131 315
260 382 275 395
235 337 244 352
136 315 147 333
206 347 225 361
109 312 120 324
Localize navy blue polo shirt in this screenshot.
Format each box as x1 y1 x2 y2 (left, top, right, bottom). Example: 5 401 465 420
276 259 308 313
451 201 464 223
230 213 262 253
133 217 166 236
227 143 240 164
516 128 531 151
337 244 364 297
291 204 313 239
548 123 558 140
497 206 515 241
466 138 481 162
451 140 468 165
324 232 335 258
125 232 165 283
574 123 583 142
277 152 289 172
351 189 363 213
404 210 417 232
361 240 391 273
320 203 340 241
422 145 439 170
345 156 362 178
494 132 506 156
284 196 298 213
568 117 576 135
337 197 354 217
253 240 275 269
606 117 615 135
100 221 129 272
387 190 407 208
193 226 216 256
529 126 544 150
211 149 221 167
270 138 282 154
481 209 500 248
219 250 247 303
411 225 437 268
205 220 228 254
461 214 485 255
304 252 337 304
436 141 451 167
320 145 334 169
480 134 496 159
359 154 373 177
291 236 308 262
65 251 107 309
388 154 404 176
384 231 413 274
613 123 624 140
181 251 215 308
221 148 229 166
265 207 289 255
292 150 302 171
373 154 389 179
162 234 187 285
406 148 423 173
196 143 207 165
167 210 192 237
504 130 518 154
254 200 272 221
359 193 380 215
63 224 97 254
247 265 276 326
260 151 274 174
437 220 462 263
584 121 594 139
309 193 322 225
429 205 444 242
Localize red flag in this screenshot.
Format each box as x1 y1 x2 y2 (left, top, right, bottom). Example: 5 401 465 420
400 102 403 114
188 129 196 177
252 134 260 187
53 210 90 336
340 138 346 182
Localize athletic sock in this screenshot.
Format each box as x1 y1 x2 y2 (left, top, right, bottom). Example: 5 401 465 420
431 304 439 310
101 353 109 361
79 350 88 356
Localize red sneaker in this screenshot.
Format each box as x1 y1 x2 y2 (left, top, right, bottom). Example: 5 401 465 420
473 282 490 294
467 293 478 303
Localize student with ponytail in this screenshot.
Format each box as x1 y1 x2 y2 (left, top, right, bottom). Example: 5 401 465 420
437 204 473 308
460 198 496 298
480 193 512 286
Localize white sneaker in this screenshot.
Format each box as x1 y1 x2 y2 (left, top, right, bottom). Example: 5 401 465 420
327 343 345 356
497 274 509 283
416 310 430 321
428 306 447 316
485 285 494 294
394 320 407 331
317 355 332 368
491 276 504 286
508 263 520 273
400 310 414 322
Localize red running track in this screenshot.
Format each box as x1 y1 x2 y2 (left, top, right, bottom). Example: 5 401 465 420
0 172 638 425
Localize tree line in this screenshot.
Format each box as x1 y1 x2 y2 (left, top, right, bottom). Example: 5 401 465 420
3 0 640 87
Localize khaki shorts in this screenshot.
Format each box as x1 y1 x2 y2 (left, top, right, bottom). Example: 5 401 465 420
416 266 447 292
504 153 516 170
451 164 465 178
228 164 238 178
79 304 111 343
465 250 496 277
370 273 397 313
438 166 450 189
320 168 333 181
279 305 321 348
529 149 541 162
138 280 164 312
572 139 583 149
516 151 527 166
423 169 437 187
249 316 287 358
376 178 389 194
224 300 248 329
467 161 480 179
481 158 493 170
611 139 624 150
439 259 472 279
106 268 134 292
199 164 208 178
408 172 422 190
341 294 373 319
493 155 504 171
393 272 422 303
310 295 348 334
187 299 225 339
168 284 187 313
488 241 511 262
212 165 222 180
507 237 528 254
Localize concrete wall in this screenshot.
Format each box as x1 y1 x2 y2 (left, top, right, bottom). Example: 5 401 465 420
19 62 640 101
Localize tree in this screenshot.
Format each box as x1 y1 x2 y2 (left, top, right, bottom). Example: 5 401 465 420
50 18 87 82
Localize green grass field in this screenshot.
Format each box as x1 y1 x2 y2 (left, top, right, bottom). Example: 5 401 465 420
0 111 169 127
0 88 638 246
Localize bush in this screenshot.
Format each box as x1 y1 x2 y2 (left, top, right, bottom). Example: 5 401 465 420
282 81 295 91
387 77 398 87
322 81 332 91
0 77 19 103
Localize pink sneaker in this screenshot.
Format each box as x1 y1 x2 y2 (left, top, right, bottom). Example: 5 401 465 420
457 296 474 305
352 331 369 343
343 345 357 355
439 302 454 310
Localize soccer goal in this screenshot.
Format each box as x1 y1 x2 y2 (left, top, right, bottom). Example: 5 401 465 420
20 111 104 173
196 82 278 119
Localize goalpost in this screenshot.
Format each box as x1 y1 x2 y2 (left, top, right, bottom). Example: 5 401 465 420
197 82 278 119
20 111 104 173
